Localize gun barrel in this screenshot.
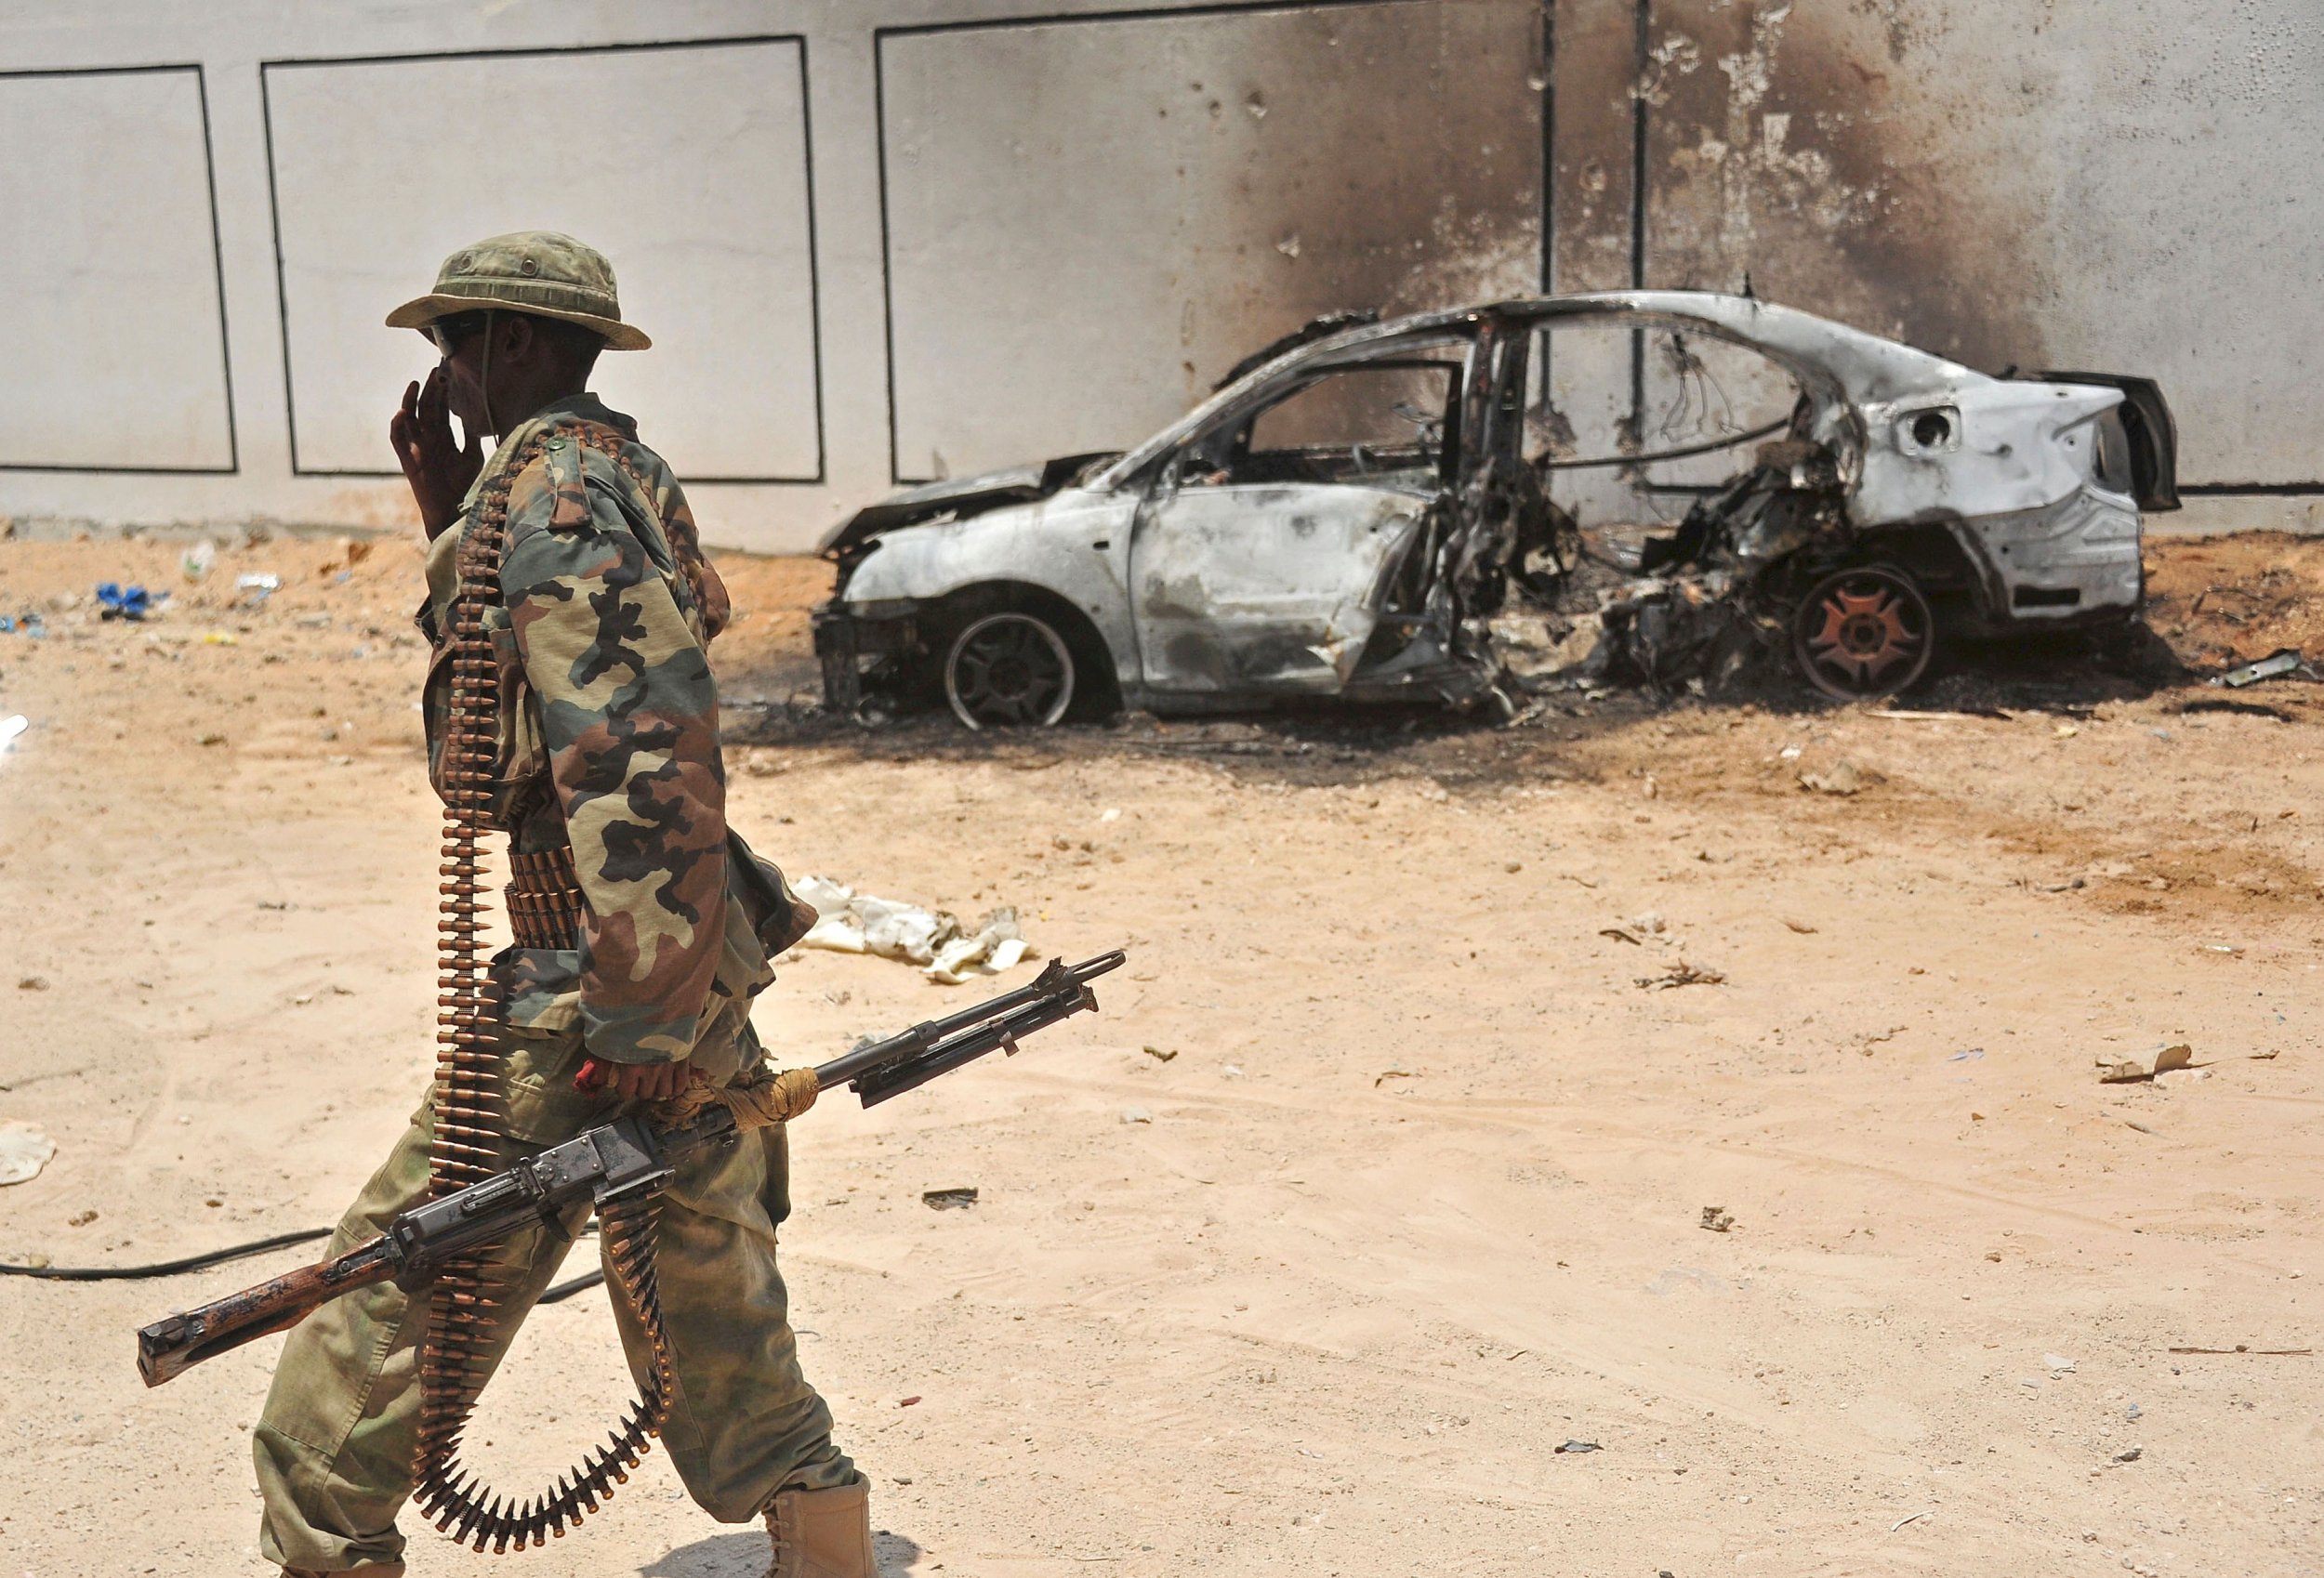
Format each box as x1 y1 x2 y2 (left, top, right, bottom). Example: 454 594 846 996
812 951 1125 1088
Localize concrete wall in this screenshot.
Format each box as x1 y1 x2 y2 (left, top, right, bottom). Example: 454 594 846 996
0 0 2316 550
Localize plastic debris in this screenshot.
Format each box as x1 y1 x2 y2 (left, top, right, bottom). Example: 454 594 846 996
236 572 282 592
1699 1205 1736 1233
2219 649 2303 688
1554 1440 1601 1454
1119 1105 1154 1124
792 875 1031 983
97 582 159 621
921 1187 979 1211
1141 1045 1178 1062
0 715 26 752
2044 1353 2077 1374
0 1121 56 1187
2099 1044 2194 1085
182 540 217 580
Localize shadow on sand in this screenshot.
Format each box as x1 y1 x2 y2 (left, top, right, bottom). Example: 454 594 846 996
642 1527 926 1577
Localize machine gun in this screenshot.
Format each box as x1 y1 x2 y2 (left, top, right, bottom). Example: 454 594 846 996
137 950 1125 1387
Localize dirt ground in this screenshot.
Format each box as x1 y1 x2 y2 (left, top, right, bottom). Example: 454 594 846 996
1 529 2319 1578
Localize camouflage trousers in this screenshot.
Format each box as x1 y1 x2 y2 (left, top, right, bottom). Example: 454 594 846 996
253 1027 854 1574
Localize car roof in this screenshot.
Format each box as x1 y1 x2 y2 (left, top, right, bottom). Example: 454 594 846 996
1089 290 1987 491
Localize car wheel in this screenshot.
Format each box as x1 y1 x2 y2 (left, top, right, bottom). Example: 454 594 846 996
1790 564 1935 701
944 611 1076 730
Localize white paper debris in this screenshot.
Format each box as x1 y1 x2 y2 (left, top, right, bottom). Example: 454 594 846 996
0 715 26 751
793 876 1033 984
0 1120 57 1186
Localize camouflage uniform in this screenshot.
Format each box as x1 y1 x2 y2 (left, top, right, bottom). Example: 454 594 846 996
254 394 855 1576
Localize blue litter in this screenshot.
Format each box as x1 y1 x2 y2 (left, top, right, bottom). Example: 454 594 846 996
1 612 46 638
97 582 155 621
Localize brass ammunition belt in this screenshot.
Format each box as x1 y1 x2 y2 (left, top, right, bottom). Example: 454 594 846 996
507 847 585 951
414 427 677 1554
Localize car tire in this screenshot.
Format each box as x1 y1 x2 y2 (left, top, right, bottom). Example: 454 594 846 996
944 611 1077 730
1790 563 1936 701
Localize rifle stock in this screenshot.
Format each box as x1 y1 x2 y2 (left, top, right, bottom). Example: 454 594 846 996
137 1236 398 1387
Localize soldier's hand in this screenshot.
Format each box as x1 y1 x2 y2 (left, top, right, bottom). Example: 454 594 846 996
390 365 482 539
575 1056 700 1102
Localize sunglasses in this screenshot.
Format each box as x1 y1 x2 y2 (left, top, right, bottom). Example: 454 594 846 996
425 312 491 356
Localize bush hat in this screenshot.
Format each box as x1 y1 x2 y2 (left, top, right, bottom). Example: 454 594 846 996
386 230 650 350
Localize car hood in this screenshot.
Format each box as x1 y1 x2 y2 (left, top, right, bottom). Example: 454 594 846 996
819 452 1122 556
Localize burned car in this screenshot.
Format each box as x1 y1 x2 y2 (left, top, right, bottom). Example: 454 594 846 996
815 291 2178 724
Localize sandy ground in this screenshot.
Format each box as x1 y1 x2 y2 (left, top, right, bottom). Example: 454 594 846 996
1 530 2319 1578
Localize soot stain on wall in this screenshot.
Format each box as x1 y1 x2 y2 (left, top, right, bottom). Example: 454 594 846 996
1604 0 2051 375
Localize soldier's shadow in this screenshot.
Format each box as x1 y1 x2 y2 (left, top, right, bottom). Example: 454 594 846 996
640 1527 925 1576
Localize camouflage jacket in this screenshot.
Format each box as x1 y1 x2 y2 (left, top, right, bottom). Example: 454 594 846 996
417 394 800 1067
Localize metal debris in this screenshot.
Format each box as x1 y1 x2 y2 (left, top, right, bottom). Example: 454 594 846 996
2218 648 2304 687
1637 962 1725 992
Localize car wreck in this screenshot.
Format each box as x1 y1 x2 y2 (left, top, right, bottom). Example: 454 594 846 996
814 291 2179 726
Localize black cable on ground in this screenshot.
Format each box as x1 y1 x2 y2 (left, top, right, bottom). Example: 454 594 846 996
538 1269 604 1305
0 1227 334 1282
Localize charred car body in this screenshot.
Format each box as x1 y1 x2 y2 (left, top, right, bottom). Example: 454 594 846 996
815 291 2178 724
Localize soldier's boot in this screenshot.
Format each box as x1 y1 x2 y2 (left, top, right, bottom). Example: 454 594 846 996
763 1477 876 1578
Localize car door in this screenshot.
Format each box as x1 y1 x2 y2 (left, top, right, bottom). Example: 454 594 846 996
1127 343 1465 696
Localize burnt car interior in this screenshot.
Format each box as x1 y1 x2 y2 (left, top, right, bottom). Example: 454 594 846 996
1174 356 1462 492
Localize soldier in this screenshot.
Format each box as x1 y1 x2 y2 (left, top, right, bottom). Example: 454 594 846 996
253 232 874 1578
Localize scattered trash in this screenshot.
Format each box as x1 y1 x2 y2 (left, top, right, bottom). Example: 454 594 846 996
792 876 1031 983
1221 1063 1244 1078
96 582 159 621
0 1121 57 1187
0 715 26 752
181 539 216 581
2197 942 2242 956
1798 760 1871 796
920 1187 978 1211
2112 1445 2142 1463
1889 1509 1933 1532
236 572 281 593
1119 1105 1154 1124
0 611 47 638
1782 918 1818 934
203 631 238 646
1141 1045 1178 1063
898 1395 921 1408
1948 1048 1986 1062
1374 1065 1416 1087
2126 1401 2141 1420
196 731 227 747
1553 1440 1601 1454
17 976 47 991
1636 962 1725 991
2099 1045 2194 1084
2218 648 2303 688
1699 1205 1736 1233
2044 1353 2077 1374
2053 722 2080 739
2164 1344 2312 1356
